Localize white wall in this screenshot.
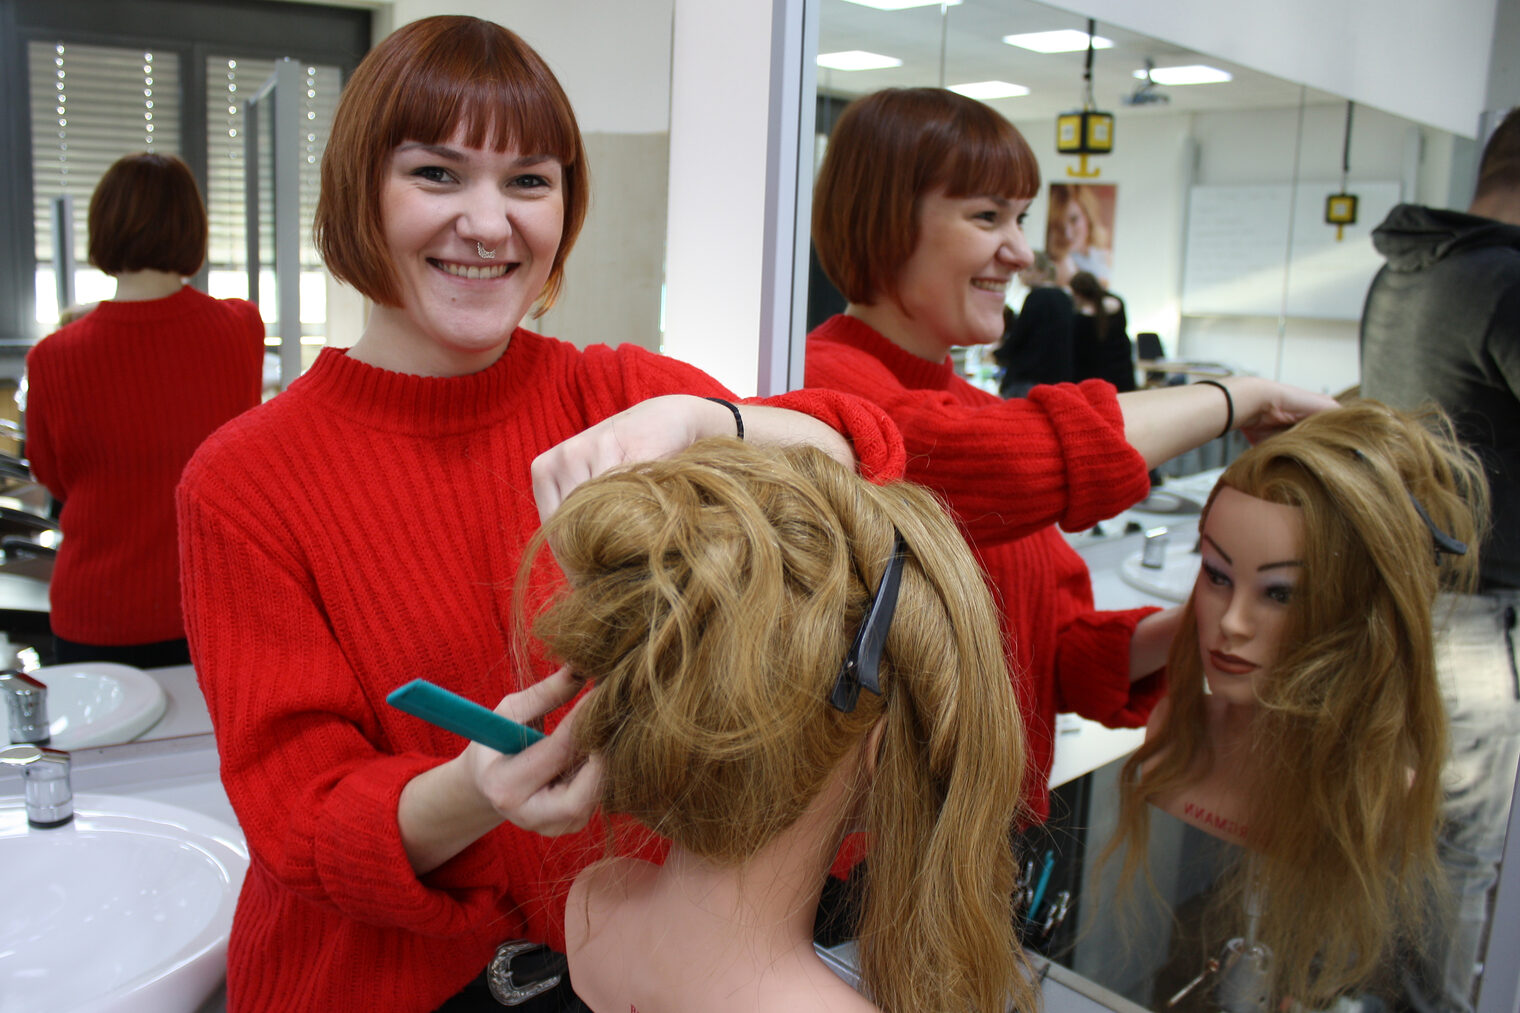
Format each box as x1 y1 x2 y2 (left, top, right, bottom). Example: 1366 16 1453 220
378 0 675 353
1039 0 1498 140
1013 101 1452 395
381 1 672 134
661 0 791 396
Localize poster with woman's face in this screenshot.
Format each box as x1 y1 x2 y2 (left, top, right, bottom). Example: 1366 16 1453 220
1046 183 1117 288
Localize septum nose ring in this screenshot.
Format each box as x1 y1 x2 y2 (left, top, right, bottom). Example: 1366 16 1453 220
476 241 497 260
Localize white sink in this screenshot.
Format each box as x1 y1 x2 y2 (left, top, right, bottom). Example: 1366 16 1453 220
1119 543 1204 603
5 663 167 749
0 793 247 1012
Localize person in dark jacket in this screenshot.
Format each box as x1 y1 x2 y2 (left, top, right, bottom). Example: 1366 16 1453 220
994 251 1076 398
1070 270 1135 393
1359 106 1520 1013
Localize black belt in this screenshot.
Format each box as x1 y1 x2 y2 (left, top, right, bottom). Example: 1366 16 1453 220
436 941 583 1012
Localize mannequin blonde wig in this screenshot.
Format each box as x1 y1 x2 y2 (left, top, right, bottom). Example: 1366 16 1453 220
1106 400 1485 1005
526 439 1033 1013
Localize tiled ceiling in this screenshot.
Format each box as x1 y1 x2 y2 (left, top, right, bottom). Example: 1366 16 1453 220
817 0 1346 122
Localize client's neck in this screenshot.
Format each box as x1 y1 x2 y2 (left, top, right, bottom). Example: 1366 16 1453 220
657 800 842 960
569 760 870 1013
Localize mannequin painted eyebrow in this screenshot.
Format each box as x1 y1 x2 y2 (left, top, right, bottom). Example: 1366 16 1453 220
1202 534 1303 571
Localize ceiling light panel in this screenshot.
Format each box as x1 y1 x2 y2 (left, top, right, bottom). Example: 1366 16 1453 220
1137 64 1233 85
838 0 961 8
948 80 1030 100
1002 30 1113 54
817 50 904 71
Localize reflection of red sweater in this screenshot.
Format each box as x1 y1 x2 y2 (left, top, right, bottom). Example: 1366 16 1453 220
25 287 262 644
807 315 1164 819
177 333 903 1013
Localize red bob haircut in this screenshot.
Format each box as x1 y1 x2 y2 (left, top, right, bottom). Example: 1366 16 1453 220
87 152 207 277
813 88 1039 306
314 15 588 314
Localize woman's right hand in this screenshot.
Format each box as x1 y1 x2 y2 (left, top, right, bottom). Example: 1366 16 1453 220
1230 377 1340 444
464 666 603 837
398 665 602 875
1117 377 1337 470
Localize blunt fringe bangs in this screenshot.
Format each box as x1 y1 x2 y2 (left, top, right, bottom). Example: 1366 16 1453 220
315 15 587 311
88 152 207 277
813 87 1039 305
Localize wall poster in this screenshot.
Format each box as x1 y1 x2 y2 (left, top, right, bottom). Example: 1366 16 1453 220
1046 182 1117 288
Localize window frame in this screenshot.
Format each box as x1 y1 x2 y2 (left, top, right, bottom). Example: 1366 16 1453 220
0 0 369 345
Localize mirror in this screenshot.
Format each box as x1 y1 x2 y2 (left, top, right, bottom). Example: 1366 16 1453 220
5 2 676 750
806 0 1514 1008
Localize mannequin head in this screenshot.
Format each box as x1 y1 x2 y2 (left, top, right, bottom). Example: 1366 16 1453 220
1107 400 1485 1004
528 439 1033 1013
1192 487 1304 706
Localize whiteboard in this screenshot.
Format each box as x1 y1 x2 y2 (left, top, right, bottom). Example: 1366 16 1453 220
1180 181 1402 320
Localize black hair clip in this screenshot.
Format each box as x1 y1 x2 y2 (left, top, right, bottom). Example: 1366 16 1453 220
1408 493 1468 563
829 531 908 713
1350 448 1467 564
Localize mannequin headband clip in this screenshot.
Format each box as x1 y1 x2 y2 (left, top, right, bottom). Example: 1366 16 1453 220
1349 449 1467 564
830 531 908 713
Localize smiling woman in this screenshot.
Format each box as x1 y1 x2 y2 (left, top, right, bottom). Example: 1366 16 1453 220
173 15 905 1013
803 87 1339 827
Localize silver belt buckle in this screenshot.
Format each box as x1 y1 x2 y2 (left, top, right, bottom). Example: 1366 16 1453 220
486 939 564 1006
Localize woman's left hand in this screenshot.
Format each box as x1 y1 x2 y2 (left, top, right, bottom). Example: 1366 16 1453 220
531 394 735 521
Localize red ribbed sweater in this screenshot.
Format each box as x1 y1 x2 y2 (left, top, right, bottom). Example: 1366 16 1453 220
806 315 1164 820
25 286 263 644
176 331 904 1013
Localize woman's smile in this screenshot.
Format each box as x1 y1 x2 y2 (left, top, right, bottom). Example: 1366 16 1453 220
431 259 515 281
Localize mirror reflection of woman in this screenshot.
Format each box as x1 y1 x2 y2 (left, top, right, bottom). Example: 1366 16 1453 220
537 440 1035 1013
25 152 263 668
1105 401 1485 1007
806 87 1338 826
175 18 902 1013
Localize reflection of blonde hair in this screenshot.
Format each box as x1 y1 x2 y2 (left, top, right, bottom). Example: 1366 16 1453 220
1047 184 1109 255
530 440 1032 1013
1104 401 1485 1005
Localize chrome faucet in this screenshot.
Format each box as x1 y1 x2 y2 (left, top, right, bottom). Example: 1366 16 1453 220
1141 526 1170 569
0 669 49 745
0 744 72 828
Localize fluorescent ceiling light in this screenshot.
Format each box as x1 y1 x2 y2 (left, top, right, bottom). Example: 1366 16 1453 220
817 50 904 71
839 0 962 8
1135 64 1233 85
948 80 1030 100
1002 30 1113 54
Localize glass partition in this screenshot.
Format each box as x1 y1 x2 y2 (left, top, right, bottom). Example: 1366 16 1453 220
805 2 1516 1010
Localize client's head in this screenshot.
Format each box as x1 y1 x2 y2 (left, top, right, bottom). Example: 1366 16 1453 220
529 438 1029 1013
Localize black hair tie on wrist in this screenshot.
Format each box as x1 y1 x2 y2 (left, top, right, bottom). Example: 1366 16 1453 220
703 397 744 440
1194 379 1233 440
